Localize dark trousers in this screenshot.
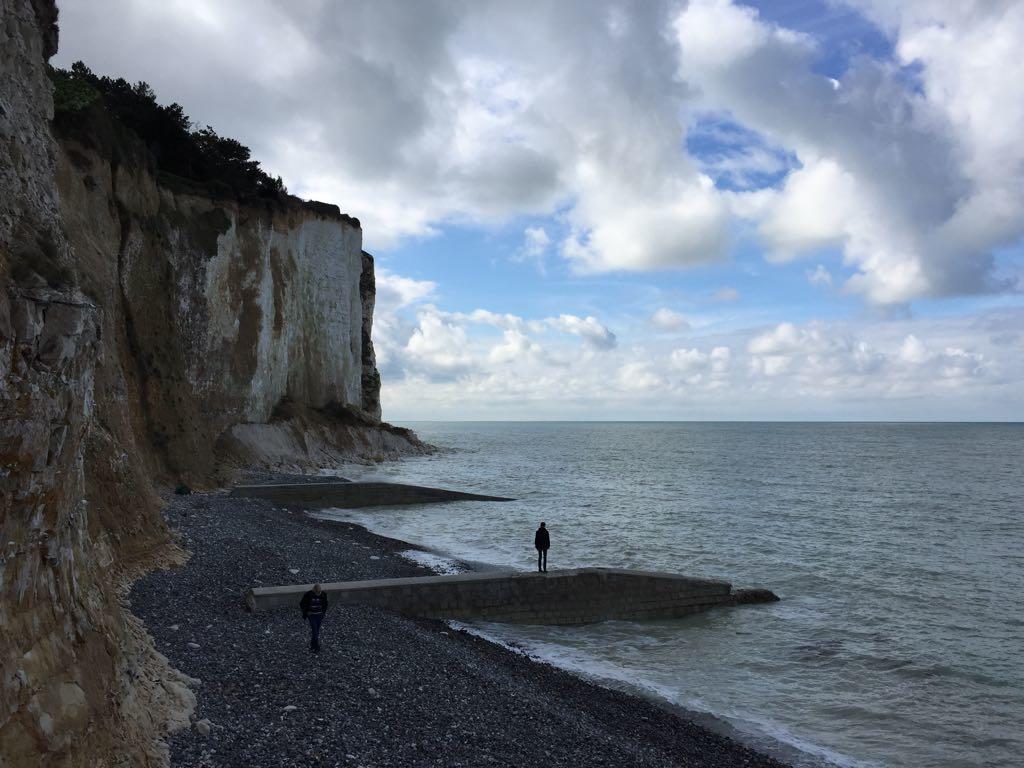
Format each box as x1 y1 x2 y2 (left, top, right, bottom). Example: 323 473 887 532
307 614 323 651
537 548 548 572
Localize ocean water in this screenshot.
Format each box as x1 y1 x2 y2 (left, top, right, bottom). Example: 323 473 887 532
318 422 1024 768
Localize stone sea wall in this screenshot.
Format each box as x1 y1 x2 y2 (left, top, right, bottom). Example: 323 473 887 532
247 568 777 625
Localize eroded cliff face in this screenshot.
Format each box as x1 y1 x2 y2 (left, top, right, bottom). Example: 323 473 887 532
2 2 194 765
55 115 399 481
1 1 422 764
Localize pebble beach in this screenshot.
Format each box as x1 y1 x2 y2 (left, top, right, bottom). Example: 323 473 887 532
131 486 790 768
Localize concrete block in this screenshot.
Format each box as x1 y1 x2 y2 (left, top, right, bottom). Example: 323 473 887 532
229 481 513 509
246 567 774 625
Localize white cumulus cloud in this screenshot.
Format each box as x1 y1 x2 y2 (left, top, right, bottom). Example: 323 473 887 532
674 0 1024 304
404 312 473 376
547 314 617 350
651 308 690 332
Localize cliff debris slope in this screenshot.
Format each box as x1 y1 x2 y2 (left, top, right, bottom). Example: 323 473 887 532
1 2 424 765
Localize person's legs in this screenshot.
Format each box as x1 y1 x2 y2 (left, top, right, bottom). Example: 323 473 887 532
308 614 323 652
537 549 543 572
542 549 548 572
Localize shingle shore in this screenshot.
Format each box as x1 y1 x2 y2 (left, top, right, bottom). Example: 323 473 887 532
131 489 790 767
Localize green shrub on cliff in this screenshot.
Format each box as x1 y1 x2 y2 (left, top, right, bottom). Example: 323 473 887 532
49 61 286 200
50 65 100 113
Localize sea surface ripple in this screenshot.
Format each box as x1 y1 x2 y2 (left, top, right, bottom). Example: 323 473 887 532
319 422 1024 768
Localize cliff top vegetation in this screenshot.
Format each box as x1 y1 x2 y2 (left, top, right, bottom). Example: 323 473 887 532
49 61 286 200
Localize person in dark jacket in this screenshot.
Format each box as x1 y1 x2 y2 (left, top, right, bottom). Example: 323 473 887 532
534 522 550 573
299 583 329 653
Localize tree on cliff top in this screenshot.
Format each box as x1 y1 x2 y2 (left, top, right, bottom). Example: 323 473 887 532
50 62 286 200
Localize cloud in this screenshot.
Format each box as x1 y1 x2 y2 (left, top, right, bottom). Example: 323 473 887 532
742 319 992 393
897 334 929 365
547 314 617 350
746 321 887 384
55 0 737 269
669 346 731 382
367 263 1019 419
560 173 730 272
748 323 800 356
651 308 690 332
895 333 983 380
53 0 1024 314
398 307 618 352
713 287 741 302
375 269 436 311
380 304 1018 419
514 225 551 272
617 361 667 392
403 311 473 376
447 309 526 330
372 296 624 382
488 329 545 365
520 226 550 258
758 159 860 260
806 264 833 287
673 0 1024 304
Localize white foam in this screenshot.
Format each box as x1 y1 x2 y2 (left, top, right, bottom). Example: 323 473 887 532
398 549 464 575
447 620 872 768
316 501 871 768
448 621 682 702
718 710 882 768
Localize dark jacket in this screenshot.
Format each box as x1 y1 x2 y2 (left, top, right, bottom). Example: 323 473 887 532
534 527 550 551
300 590 329 618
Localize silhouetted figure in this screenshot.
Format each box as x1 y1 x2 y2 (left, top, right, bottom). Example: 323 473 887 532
299 583 329 653
535 522 550 572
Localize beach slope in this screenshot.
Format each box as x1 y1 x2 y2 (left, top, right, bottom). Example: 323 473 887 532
133 489 789 767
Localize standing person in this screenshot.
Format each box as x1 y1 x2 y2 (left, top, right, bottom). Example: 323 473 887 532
299 583 329 653
535 522 550 573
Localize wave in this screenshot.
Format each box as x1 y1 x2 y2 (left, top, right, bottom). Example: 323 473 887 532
447 619 871 768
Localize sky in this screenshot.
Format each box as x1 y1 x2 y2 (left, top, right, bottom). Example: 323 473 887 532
54 0 1024 421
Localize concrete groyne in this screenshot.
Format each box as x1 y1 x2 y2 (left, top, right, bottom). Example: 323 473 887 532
247 568 778 625
230 481 514 509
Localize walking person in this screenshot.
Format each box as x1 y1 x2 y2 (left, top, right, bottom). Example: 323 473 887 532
299 583 329 653
535 522 550 573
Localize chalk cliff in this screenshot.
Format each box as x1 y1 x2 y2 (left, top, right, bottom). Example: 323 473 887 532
0 1 424 765
54 104 414 480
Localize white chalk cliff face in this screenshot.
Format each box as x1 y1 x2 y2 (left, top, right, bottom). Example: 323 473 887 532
55 124 398 477
1 1 422 764
204 214 366 422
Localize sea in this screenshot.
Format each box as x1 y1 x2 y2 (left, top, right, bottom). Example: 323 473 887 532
316 422 1024 768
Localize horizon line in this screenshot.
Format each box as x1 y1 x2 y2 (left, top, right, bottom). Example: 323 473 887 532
389 418 1024 424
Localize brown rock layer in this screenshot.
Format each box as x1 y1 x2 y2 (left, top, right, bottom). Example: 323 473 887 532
53 109 414 482
1 2 424 765
2 3 188 764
